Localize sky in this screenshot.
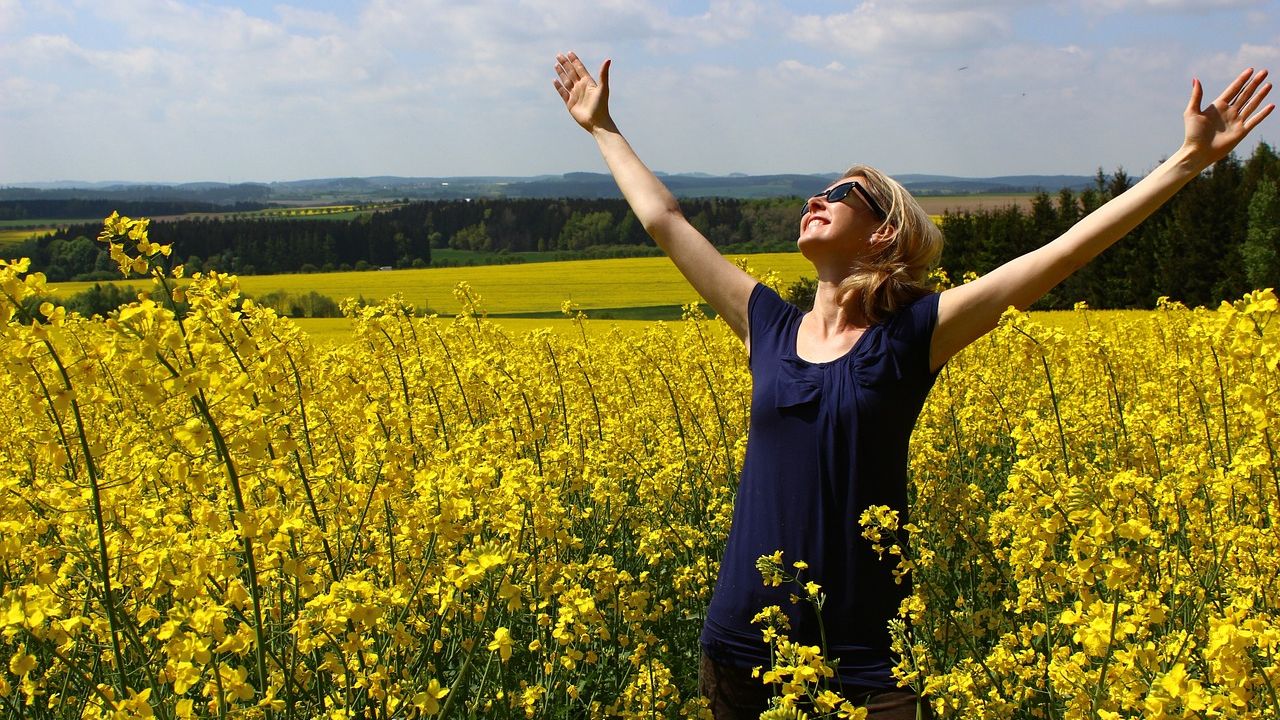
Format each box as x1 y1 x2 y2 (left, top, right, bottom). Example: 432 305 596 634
0 0 1277 184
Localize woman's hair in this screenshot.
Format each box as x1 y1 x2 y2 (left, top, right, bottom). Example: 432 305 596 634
837 163 943 324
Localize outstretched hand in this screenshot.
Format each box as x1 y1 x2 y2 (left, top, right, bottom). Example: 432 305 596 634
1183 68 1274 167
554 52 615 133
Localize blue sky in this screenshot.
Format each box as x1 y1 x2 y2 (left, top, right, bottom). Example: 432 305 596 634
0 0 1275 184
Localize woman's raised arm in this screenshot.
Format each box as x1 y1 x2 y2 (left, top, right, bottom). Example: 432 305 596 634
930 68 1275 372
554 51 757 342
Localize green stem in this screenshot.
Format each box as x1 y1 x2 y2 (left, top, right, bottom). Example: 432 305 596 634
40 342 129 701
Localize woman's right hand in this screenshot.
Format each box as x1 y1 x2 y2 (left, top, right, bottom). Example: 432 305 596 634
554 52 616 133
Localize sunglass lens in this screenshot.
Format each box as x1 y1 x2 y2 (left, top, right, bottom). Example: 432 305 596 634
802 182 867 217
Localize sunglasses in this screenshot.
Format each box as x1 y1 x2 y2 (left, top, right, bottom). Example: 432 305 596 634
802 180 887 220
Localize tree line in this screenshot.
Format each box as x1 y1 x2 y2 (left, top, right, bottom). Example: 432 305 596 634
939 144 1279 309
18 195 800 280
12 143 1279 310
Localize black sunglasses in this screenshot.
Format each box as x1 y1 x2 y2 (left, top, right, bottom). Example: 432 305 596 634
802 180 887 220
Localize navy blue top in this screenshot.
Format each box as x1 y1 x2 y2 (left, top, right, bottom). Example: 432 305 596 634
700 283 941 691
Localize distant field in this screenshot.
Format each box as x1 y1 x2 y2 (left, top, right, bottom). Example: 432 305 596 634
0 227 55 247
45 249 1156 324
915 193 1035 214
0 218 90 229
152 202 401 223
50 253 816 316
46 249 1159 347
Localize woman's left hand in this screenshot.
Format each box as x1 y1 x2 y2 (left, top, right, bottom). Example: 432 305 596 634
1182 67 1273 168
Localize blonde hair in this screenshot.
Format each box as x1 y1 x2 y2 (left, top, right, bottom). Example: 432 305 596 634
837 164 943 324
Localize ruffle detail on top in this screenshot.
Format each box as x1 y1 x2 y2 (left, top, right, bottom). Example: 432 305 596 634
773 324 910 409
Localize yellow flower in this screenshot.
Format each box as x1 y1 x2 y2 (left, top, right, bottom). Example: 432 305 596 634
8 645 35 676
413 678 449 715
488 626 513 662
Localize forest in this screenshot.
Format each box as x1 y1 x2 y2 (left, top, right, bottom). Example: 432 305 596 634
13 143 1280 310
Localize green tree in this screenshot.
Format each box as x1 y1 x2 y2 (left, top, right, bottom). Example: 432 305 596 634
1243 177 1280 290
452 222 492 251
558 211 613 251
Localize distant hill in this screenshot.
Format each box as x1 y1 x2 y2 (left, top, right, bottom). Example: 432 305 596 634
894 174 1097 194
2 172 1096 205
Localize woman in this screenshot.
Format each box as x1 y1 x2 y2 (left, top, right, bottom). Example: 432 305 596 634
553 51 1272 719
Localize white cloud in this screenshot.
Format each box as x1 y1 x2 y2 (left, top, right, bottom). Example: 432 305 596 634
1197 40 1280 75
4 32 77 62
1084 0 1265 12
0 75 57 113
788 2 1012 59
274 4 344 34
643 0 765 52
0 0 23 33
0 0 1275 182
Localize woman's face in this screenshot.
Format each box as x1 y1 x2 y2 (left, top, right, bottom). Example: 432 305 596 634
796 176 885 260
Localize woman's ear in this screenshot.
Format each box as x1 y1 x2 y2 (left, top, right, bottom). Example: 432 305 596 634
870 224 898 247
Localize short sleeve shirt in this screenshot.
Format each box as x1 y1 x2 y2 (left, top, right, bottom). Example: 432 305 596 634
700 283 941 691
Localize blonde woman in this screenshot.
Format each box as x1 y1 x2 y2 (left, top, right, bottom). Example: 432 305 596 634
553 51 1272 719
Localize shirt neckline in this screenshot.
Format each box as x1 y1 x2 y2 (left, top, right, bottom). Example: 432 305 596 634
787 312 877 367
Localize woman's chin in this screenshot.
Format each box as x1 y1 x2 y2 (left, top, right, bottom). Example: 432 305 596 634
795 234 830 259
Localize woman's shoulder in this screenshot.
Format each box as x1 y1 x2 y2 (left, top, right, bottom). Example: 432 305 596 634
886 290 940 331
746 283 803 357
749 282 803 322
859 291 940 380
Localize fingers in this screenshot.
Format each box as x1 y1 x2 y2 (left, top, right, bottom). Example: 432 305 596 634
1215 67 1255 107
1230 70 1269 114
1226 68 1267 109
568 52 594 85
1220 68 1275 133
1237 80 1272 120
553 52 584 107
556 52 590 85
1243 98 1275 133
1187 77 1203 116
553 50 599 103
553 53 574 88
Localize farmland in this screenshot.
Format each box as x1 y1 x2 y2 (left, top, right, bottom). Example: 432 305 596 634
50 253 817 316
8 207 1280 718
4 223 1279 717
0 227 53 247
48 248 1141 343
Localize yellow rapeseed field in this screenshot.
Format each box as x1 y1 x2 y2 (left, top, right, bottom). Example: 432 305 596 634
51 254 817 316
292 317 673 344
0 228 50 247
3 216 1279 719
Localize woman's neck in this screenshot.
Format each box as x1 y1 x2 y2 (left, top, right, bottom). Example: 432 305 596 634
809 279 869 333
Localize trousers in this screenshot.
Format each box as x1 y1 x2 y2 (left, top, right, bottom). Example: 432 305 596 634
698 652 930 720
